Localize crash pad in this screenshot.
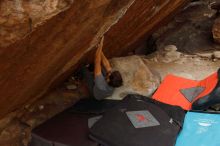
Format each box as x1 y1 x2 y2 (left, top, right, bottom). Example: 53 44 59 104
153 72 218 110
175 111 220 146
30 112 98 146
30 98 119 146
90 94 185 146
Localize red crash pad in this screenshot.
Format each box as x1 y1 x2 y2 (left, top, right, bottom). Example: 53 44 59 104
153 72 218 110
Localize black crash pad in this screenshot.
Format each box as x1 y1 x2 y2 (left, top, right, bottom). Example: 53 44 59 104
90 94 186 146
30 98 119 146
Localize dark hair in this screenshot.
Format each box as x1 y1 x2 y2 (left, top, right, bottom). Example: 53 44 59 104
108 71 123 87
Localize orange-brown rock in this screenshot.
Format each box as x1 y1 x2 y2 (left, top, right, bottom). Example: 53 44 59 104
0 0 73 48
103 0 188 58
0 0 187 118
0 0 135 118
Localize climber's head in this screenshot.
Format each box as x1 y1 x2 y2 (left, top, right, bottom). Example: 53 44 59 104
107 71 123 88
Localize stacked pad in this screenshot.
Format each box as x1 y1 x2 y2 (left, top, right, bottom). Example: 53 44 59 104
175 112 220 146
30 98 119 146
90 94 185 146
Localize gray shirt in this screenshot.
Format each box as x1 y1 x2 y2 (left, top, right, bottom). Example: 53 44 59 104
93 74 114 100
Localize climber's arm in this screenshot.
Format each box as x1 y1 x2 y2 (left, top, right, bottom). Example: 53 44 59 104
101 51 112 74
94 37 104 77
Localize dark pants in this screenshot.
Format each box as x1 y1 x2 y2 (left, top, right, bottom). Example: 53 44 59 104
82 67 95 96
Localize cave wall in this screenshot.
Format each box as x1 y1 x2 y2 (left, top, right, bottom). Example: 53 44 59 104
0 0 187 118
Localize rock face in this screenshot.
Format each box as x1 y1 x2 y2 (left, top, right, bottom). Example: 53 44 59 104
213 17 220 43
0 0 135 118
107 55 160 100
103 0 188 58
0 0 187 118
0 0 73 48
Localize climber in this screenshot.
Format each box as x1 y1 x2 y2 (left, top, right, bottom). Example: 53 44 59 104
83 37 123 100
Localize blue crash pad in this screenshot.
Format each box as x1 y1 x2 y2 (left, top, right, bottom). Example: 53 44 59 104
176 112 220 146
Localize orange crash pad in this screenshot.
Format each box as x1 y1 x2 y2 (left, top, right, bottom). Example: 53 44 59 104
153 72 218 110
